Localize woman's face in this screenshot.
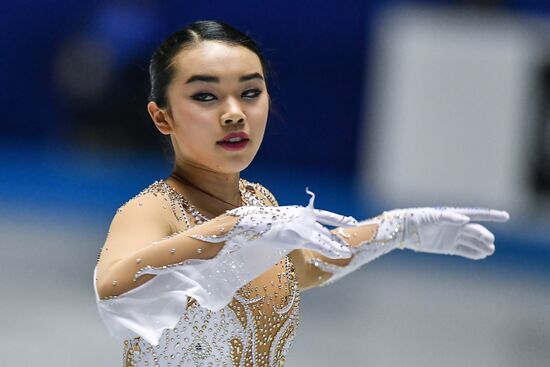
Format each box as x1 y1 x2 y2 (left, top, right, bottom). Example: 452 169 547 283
163 41 269 174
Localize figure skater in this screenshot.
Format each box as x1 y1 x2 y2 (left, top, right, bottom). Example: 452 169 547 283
94 20 509 367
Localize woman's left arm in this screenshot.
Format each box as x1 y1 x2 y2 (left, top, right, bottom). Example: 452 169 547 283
292 207 509 290
290 223 378 290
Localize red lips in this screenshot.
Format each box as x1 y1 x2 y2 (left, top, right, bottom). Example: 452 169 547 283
217 132 249 142
217 131 250 151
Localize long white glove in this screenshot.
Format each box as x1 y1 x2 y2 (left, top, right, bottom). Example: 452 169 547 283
309 207 509 286
378 207 509 258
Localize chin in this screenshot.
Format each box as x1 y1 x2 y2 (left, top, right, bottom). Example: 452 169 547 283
216 156 255 174
221 162 253 174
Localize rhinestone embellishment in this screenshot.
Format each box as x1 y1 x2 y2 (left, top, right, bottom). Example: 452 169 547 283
118 178 300 367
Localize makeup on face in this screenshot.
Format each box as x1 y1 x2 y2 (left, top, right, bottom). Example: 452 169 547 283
217 132 250 151
164 41 269 173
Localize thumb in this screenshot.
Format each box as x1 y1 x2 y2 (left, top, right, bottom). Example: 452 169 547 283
439 212 470 225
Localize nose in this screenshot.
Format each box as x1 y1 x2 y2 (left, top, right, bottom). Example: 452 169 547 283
220 99 246 126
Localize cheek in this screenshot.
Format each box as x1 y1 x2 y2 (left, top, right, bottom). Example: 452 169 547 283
173 105 213 138
248 99 269 132
171 106 218 158
174 103 211 125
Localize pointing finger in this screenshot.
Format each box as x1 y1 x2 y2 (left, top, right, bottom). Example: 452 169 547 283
446 208 510 222
439 212 470 225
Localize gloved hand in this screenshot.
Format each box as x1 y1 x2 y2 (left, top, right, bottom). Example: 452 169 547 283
193 191 358 259
373 207 510 259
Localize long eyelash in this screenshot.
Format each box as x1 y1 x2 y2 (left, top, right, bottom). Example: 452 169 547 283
191 93 216 102
242 89 262 98
191 90 261 101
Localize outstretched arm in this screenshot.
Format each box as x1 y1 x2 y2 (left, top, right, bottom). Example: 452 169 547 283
94 188 355 344
95 189 354 299
95 188 356 299
292 207 509 290
290 222 378 290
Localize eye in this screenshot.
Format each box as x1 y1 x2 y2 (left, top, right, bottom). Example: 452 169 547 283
191 92 217 102
241 89 262 99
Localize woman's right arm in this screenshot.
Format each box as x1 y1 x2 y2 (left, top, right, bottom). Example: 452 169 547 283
95 192 238 299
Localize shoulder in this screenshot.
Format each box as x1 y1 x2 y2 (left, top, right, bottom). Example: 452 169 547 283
97 181 178 276
118 180 172 212
240 178 279 207
112 180 181 231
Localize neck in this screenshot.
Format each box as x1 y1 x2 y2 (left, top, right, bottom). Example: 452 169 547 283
166 160 241 218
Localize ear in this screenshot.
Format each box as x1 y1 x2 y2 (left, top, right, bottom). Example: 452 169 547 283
147 101 173 135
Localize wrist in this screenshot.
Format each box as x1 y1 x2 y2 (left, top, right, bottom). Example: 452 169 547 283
364 211 403 249
331 223 377 248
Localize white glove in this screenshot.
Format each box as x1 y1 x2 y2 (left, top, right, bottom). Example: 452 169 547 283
193 190 358 259
374 207 510 259
309 206 509 287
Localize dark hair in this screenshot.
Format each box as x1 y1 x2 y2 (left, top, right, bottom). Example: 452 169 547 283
149 20 269 108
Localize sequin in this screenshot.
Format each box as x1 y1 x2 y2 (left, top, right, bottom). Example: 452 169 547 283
308 212 402 287
121 179 300 367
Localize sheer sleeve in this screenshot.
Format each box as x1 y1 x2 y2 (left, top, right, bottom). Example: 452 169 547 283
291 215 398 289
94 186 240 344
93 182 354 345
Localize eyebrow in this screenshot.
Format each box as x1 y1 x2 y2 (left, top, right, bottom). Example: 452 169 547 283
185 72 264 84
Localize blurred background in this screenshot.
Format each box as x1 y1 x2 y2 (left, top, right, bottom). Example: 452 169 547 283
1 0 549 366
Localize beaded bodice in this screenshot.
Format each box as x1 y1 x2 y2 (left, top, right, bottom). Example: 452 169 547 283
121 180 301 367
